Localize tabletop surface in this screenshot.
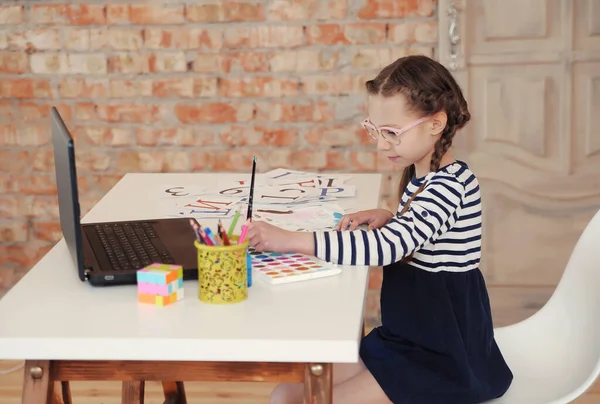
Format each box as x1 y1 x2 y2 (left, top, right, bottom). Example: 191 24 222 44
0 172 382 363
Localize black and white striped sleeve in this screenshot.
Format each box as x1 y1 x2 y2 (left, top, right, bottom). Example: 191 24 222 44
312 176 465 267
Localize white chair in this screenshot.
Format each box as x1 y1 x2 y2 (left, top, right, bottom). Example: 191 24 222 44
487 208 600 403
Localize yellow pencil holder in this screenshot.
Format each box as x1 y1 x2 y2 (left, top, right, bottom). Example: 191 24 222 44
194 236 248 304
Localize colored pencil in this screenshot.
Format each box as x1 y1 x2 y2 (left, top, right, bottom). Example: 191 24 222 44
188 218 204 244
227 207 241 238
239 219 250 243
200 227 215 246
218 220 231 246
247 155 257 222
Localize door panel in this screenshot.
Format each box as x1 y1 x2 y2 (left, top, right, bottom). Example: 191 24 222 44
438 0 600 287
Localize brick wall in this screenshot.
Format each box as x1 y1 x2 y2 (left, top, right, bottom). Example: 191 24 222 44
0 1 438 326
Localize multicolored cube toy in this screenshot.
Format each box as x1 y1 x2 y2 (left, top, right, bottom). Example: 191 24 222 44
136 263 184 306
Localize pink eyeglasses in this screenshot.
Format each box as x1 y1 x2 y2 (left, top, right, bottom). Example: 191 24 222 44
361 116 431 145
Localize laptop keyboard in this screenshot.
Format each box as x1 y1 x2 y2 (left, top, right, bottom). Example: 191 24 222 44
94 222 175 271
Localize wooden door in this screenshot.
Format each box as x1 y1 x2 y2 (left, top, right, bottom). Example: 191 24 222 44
437 0 600 324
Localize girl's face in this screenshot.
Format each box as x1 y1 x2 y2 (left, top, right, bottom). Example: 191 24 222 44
365 94 443 169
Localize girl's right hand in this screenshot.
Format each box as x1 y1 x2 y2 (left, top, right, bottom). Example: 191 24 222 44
336 209 394 231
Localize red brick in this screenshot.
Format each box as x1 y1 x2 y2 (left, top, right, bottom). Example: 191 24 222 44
207 148 293 172
223 26 304 48
30 53 107 75
6 29 61 51
357 0 424 19
32 221 62 243
108 4 184 25
291 149 346 171
29 53 60 74
0 150 29 172
115 150 190 173
268 0 348 20
0 5 24 24
301 74 368 95
75 149 113 172
64 28 92 50
31 149 54 172
73 102 98 122
15 174 57 195
174 102 254 124
269 49 338 72
0 241 54 269
1 221 30 243
109 79 140 98
74 125 134 147
219 77 299 97
193 52 269 73
107 29 144 50
0 195 20 218
148 52 187 73
219 126 298 147
108 53 149 74
0 52 28 73
0 101 17 121
59 78 109 98
144 28 222 50
136 127 216 147
30 4 68 24
67 4 106 25
149 77 193 98
96 103 164 123
19 102 71 122
63 27 109 51
193 78 219 97
105 4 130 24
351 47 393 69
306 23 387 45
28 196 59 219
254 100 333 122
186 2 264 22
349 151 378 172
390 21 438 43
304 124 366 146
189 150 217 171
78 175 123 196
0 79 52 99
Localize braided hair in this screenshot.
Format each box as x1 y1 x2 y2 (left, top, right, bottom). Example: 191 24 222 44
365 55 471 262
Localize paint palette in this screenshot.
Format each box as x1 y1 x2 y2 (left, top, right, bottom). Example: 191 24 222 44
249 248 342 285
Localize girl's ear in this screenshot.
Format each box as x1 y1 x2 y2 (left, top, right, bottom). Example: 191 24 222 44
430 111 447 137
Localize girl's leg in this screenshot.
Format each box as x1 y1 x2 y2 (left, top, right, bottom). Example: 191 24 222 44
270 361 366 404
332 369 392 404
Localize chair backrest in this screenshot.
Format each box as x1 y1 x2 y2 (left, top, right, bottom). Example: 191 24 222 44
523 207 600 393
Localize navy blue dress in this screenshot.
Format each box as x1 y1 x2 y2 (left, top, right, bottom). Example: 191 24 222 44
313 161 513 403
359 263 513 403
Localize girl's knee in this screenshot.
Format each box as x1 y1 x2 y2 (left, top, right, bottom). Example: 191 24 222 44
270 382 304 404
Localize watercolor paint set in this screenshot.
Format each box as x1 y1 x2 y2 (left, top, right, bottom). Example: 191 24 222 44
249 248 342 285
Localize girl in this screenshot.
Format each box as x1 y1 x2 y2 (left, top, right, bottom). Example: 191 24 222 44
247 55 514 404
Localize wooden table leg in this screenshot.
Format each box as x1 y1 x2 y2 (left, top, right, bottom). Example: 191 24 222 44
162 381 186 404
122 381 145 404
22 360 55 404
304 363 333 404
60 381 72 404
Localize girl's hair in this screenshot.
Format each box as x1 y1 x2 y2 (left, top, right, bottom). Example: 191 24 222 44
365 55 471 261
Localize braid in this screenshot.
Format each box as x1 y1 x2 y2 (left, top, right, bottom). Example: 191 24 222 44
365 54 472 265
397 120 460 263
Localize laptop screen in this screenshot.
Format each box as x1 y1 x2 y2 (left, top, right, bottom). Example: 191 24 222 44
50 107 86 281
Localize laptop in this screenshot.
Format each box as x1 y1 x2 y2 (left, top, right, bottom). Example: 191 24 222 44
51 107 198 286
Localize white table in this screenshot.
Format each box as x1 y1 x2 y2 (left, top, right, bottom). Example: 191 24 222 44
0 172 382 404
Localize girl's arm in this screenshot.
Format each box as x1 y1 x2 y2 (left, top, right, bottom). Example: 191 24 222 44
308 176 466 267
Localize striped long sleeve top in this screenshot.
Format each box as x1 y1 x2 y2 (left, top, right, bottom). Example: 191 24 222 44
313 161 482 272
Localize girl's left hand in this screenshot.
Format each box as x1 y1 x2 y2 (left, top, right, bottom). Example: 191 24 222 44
246 221 291 253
